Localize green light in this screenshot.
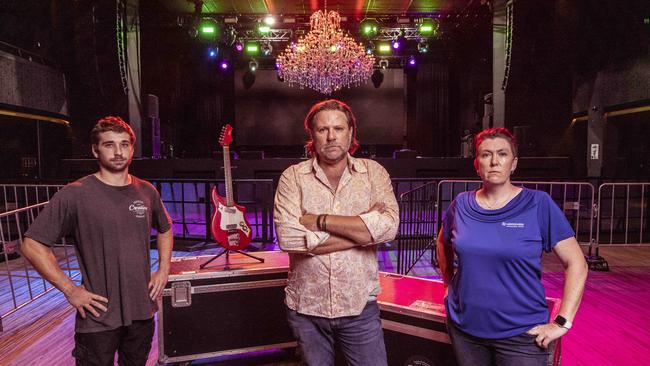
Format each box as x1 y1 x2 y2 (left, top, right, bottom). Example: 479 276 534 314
360 19 379 38
377 43 392 54
245 42 260 55
198 18 220 41
258 25 271 33
419 18 438 35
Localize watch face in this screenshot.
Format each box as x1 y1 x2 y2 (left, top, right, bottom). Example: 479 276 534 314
554 315 567 326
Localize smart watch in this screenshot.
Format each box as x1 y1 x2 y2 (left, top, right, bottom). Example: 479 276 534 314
553 315 572 330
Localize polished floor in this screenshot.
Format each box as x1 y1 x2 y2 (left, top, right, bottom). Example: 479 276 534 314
1 246 650 365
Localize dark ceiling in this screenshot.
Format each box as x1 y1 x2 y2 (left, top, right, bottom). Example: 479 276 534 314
159 0 477 16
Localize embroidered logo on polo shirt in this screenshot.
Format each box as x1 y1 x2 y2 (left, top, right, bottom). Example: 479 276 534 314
502 221 524 228
129 200 148 218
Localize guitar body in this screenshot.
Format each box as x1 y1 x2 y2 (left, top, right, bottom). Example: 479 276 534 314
210 186 252 250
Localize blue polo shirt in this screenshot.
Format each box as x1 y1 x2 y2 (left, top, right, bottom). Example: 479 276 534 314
443 188 575 339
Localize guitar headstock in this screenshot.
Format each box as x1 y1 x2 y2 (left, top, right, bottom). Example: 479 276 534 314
219 124 233 147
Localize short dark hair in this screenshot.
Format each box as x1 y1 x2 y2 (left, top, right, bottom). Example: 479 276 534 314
303 99 360 158
91 116 136 145
474 127 518 157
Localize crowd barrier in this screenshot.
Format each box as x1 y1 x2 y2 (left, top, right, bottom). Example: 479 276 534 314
1 179 648 328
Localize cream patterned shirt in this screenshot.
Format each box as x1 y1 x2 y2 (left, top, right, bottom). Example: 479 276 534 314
274 155 399 318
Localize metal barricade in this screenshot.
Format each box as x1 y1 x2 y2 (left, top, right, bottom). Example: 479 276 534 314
436 180 596 244
150 179 276 245
395 181 438 275
0 184 64 213
596 183 650 246
0 203 79 332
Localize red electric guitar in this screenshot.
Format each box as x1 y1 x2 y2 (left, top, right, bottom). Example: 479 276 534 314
201 124 263 268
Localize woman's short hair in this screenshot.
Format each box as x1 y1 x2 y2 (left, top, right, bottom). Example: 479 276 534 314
303 99 360 158
474 127 518 157
91 116 136 145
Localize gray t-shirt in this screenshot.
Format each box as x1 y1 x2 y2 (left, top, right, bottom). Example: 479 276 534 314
25 174 172 333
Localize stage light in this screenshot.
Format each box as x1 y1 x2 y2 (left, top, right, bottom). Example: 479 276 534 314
378 59 389 69
364 41 375 55
407 55 416 67
220 60 229 70
377 42 392 54
263 15 276 26
199 17 220 41
249 59 258 72
371 69 384 88
417 39 429 53
207 47 218 58
392 39 400 50
234 40 244 52
258 23 271 34
245 42 260 55
261 41 273 56
360 19 379 38
419 18 439 35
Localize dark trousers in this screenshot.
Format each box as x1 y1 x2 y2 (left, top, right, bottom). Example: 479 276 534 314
286 301 388 366
72 318 155 366
447 318 551 366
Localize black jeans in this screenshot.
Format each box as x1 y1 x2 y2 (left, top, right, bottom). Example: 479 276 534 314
72 318 155 366
447 318 551 366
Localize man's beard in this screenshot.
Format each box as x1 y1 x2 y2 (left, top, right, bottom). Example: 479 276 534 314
100 157 131 173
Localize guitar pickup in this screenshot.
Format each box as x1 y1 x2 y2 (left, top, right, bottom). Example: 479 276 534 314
224 207 237 214
226 224 238 230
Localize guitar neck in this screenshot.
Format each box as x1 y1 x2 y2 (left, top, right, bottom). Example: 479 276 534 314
223 145 234 207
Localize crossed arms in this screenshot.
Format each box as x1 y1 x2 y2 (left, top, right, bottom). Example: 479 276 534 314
273 164 399 255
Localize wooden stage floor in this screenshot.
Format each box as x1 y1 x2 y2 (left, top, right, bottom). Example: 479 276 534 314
1 246 650 365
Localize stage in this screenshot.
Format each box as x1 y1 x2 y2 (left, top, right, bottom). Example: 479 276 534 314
1 246 650 365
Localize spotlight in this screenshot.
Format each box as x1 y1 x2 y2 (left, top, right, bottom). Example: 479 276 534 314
377 42 392 54
258 21 271 34
360 19 380 38
245 42 260 55
249 58 258 72
199 17 220 41
393 30 408 52
261 41 273 56
419 18 439 35
207 47 218 58
234 40 244 52
371 69 384 88
378 59 389 69
407 55 416 67
417 39 429 53
263 15 276 26
364 41 375 55
220 60 229 70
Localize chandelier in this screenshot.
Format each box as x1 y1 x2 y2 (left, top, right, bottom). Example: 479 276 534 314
276 9 375 95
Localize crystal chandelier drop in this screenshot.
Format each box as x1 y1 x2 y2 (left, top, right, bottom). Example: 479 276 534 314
276 10 375 95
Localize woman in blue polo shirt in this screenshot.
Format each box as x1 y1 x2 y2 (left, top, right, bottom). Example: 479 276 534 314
436 128 588 366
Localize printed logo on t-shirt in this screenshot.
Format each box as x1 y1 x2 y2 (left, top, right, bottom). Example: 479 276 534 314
502 221 524 228
129 200 148 218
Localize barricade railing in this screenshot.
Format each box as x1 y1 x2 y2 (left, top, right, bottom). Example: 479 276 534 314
0 184 64 213
395 181 438 275
436 180 595 244
0 202 79 332
150 179 276 246
596 183 650 246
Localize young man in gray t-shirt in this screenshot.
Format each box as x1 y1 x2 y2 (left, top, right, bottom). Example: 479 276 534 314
22 116 173 365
